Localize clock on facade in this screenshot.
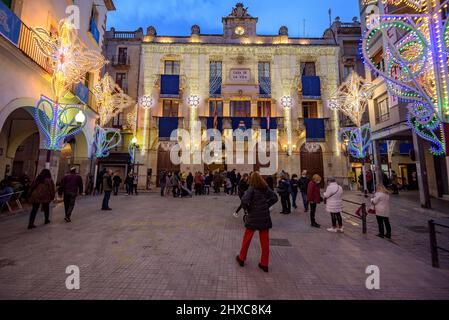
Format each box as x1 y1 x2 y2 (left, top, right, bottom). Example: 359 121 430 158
234 26 245 36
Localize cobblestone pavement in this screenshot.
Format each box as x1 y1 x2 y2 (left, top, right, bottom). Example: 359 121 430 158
0 190 448 300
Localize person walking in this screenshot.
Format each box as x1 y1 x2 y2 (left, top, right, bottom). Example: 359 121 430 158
391 170 399 195
213 172 221 193
234 173 249 217
165 172 172 196
371 184 392 239
299 170 310 212
112 173 122 196
290 174 299 209
236 172 278 273
230 169 237 195
171 171 180 198
96 168 106 195
125 172 134 195
323 177 344 233
27 169 55 230
194 172 203 196
60 167 83 223
102 170 113 211
277 173 291 214
204 173 212 195
307 174 322 228
159 170 167 197
133 173 139 195
225 176 232 195
187 172 194 192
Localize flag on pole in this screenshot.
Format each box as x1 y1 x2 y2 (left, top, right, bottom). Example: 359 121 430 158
213 102 218 129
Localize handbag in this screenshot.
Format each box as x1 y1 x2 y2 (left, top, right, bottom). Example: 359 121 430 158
323 186 341 205
368 205 376 215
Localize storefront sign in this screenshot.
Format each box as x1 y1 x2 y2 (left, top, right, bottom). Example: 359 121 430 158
230 69 250 82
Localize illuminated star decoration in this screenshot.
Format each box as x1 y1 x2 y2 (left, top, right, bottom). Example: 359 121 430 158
126 110 138 134
188 95 200 108
330 71 373 128
362 1 448 155
93 125 122 158
94 73 134 127
329 71 373 159
33 19 107 100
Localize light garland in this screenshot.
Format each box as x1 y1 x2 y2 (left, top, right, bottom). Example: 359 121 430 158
93 125 122 158
330 71 373 128
34 96 87 150
362 1 449 155
340 125 372 159
304 142 321 153
94 73 134 127
32 19 106 152
33 19 106 99
363 0 424 11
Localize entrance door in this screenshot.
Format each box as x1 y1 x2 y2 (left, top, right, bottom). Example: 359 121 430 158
157 142 180 187
300 144 324 187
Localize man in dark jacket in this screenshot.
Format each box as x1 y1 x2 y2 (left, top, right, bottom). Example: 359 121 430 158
112 173 122 196
233 173 249 217
102 170 113 211
298 170 311 212
277 174 291 214
60 167 83 223
229 169 237 195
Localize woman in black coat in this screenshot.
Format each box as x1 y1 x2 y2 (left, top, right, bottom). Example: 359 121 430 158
236 172 278 272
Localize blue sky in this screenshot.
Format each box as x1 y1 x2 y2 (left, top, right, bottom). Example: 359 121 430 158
107 0 361 38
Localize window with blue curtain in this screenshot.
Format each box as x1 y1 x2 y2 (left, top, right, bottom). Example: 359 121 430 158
158 117 179 138
400 143 413 155
302 76 321 98
304 118 325 142
232 118 253 130
260 118 277 130
380 142 388 155
160 75 180 97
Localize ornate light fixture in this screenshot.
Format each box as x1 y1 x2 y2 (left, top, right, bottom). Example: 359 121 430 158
139 95 154 109
280 96 293 156
281 95 293 108
362 1 449 155
32 19 106 154
188 95 200 108
93 125 122 158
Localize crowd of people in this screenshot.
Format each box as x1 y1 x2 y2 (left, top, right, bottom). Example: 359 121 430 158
5 164 393 274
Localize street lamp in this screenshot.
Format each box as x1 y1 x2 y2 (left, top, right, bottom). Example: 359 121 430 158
281 95 293 156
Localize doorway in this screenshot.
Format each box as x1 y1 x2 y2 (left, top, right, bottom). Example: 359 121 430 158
300 143 324 187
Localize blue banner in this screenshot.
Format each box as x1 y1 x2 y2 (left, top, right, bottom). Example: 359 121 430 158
206 117 223 132
304 118 325 142
75 82 89 105
159 117 179 138
260 117 277 130
0 1 21 46
161 75 180 97
380 142 388 155
90 18 100 44
302 76 321 98
400 143 413 155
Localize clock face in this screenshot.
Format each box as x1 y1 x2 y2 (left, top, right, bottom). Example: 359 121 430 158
235 26 245 36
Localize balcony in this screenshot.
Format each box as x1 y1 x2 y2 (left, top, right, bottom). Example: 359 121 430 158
110 55 131 67
89 18 100 45
160 75 180 98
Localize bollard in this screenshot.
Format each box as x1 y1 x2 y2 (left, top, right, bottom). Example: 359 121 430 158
429 220 440 268
361 203 367 234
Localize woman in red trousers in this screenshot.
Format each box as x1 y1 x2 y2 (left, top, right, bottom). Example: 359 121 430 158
236 172 278 272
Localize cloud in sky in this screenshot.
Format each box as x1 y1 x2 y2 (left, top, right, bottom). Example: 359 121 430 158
107 0 361 37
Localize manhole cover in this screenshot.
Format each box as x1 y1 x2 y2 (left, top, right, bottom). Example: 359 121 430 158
270 239 292 247
0 259 16 268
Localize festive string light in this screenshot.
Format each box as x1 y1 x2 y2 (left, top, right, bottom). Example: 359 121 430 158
304 142 321 153
362 1 448 155
94 73 134 127
34 95 86 150
363 0 424 12
93 125 122 158
33 19 107 99
330 71 373 128
340 125 372 159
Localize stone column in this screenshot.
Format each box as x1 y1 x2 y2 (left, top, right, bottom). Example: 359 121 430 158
37 150 61 182
412 133 431 208
371 140 383 188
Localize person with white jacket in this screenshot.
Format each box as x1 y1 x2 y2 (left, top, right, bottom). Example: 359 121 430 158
371 184 391 239
323 178 344 233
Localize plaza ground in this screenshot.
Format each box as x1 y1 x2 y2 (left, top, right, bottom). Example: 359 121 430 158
0 190 448 300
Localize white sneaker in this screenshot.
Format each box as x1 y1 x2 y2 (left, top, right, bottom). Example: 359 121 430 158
327 227 338 233
337 227 344 233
